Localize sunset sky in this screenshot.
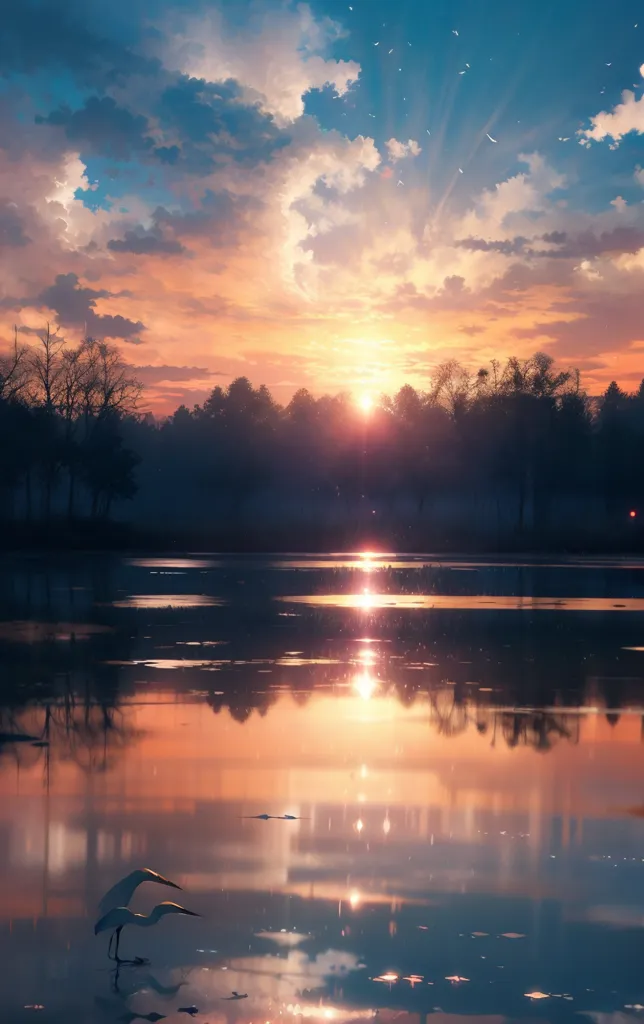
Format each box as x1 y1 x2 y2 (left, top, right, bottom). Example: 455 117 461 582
4 0 644 412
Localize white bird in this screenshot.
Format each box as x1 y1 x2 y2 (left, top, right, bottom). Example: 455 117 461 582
95 902 200 962
452 29 459 36
98 868 182 917
486 133 498 143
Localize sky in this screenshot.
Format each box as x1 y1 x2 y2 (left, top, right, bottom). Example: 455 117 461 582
3 0 644 412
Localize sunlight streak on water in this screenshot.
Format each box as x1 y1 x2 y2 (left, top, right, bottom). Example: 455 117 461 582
110 594 225 608
278 594 644 610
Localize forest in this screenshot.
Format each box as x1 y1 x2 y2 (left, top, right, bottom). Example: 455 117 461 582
1 328 644 550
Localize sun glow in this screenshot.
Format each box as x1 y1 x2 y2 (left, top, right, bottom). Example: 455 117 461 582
358 393 373 414
349 889 361 908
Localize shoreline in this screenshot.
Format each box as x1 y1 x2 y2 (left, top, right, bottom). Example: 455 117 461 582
1 520 643 556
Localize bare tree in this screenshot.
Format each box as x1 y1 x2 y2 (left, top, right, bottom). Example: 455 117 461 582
0 327 30 402
29 323 65 411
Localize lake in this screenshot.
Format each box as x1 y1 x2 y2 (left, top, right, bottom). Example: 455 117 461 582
1 552 644 1023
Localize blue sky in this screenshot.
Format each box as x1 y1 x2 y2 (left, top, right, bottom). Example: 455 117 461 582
2 0 644 410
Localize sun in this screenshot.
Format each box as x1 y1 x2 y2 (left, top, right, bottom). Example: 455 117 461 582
358 393 373 414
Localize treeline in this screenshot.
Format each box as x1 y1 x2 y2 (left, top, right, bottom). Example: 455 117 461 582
2 336 644 547
0 327 141 522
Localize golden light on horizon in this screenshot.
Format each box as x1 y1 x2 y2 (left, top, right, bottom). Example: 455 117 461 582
349 889 361 908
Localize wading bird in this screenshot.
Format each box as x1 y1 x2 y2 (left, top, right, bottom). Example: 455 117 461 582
94 902 200 963
98 868 182 917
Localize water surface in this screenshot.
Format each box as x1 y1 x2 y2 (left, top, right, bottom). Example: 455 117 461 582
1 553 644 1023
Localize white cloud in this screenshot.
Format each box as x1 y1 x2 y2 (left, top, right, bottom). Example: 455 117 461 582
579 89 644 146
157 3 360 123
455 153 566 242
385 138 422 162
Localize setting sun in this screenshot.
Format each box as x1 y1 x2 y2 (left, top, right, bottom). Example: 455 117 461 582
358 394 374 414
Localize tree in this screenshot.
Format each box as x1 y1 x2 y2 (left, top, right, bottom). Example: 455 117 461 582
79 416 140 519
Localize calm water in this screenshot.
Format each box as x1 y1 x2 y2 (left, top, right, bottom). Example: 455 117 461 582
2 553 644 1023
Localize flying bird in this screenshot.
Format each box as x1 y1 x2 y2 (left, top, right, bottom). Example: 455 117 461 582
95 902 200 963
458 168 464 174
98 868 182 917
486 133 498 143
388 48 394 53
374 41 379 46
452 29 459 36
222 993 248 1000
178 1009 200 1017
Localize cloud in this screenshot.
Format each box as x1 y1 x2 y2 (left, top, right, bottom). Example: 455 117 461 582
158 2 361 123
36 96 156 161
131 364 226 384
108 227 186 255
456 227 644 260
0 0 155 80
385 138 421 162
5 3 644 408
37 273 145 340
579 89 644 146
0 200 30 247
456 236 529 256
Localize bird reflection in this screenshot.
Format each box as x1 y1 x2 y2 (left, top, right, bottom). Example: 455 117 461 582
96 994 167 1022
119 1012 166 1023
110 962 187 999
